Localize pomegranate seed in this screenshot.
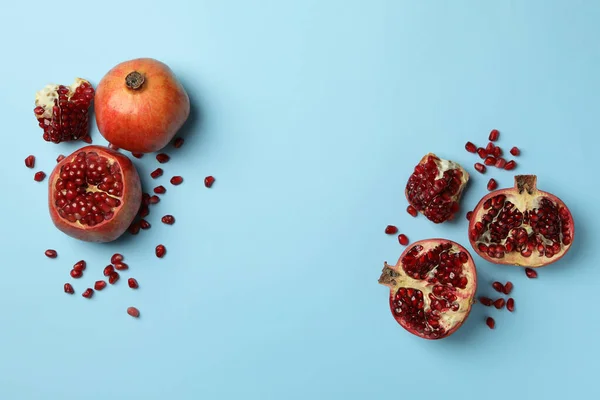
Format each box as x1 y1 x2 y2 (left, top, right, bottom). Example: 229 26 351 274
494 157 506 168
174 137 184 148
510 146 520 156
109 272 120 284
44 249 57 258
155 244 166 258
398 234 409 246
493 146 502 158
476 147 487 159
150 168 164 179
489 129 499 141
127 307 140 318
487 178 497 191
479 296 493 306
25 155 35 168
204 175 215 188
64 283 74 294
132 152 144 158
154 185 166 194
492 281 504 293
486 317 495 329
525 268 538 278
504 160 517 170
56 154 65 163
128 221 141 235
114 262 129 271
385 225 398 235
82 288 94 298
503 281 513 295
140 219 151 230
465 142 477 153
109 143 120 151
73 260 86 272
156 153 170 163
485 142 495 154
474 163 486 173
466 211 473 220
493 298 505 309
142 192 151 205
484 156 496 166
111 253 124 264
138 204 149 217
128 278 139 289
406 205 418 217
34 171 46 182
103 265 115 277
94 280 107 291
149 195 160 204
170 176 183 185
507 298 515 312
82 135 92 144
162 215 175 225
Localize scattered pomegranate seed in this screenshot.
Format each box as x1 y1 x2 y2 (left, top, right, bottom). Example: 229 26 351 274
504 160 517 170
173 137 184 148
128 278 139 289
466 211 473 220
127 307 140 318
385 225 398 235
170 176 183 185
128 221 141 235
476 148 487 159
486 317 495 329
406 205 418 217
489 129 499 141
56 154 65 163
111 253 124 264
139 205 150 218
34 171 46 182
109 143 120 151
507 298 515 312
485 142 495 154
156 153 170 163
155 244 166 258
82 135 92 144
510 146 520 156
44 249 58 258
484 156 496 166
493 298 505 309
487 178 498 191
154 185 166 194
150 168 164 179
474 163 486 173
398 234 409 246
465 142 477 153
525 268 538 279
94 280 107 291
64 283 74 294
140 219 151 230
25 155 35 168
492 281 504 293
204 175 215 188
494 157 506 168
493 147 502 158
149 195 160 204
479 296 493 306
114 262 129 271
161 215 175 225
73 260 86 272
132 152 144 159
109 272 120 284
103 265 115 277
82 288 94 298
503 282 513 295
142 192 151 206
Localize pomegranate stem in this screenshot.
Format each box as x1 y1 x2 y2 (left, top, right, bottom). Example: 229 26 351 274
125 71 145 90
515 175 537 194
378 262 399 287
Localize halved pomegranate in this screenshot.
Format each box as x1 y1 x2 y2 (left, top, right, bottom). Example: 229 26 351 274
469 175 574 267
48 146 142 242
378 239 477 340
405 154 469 223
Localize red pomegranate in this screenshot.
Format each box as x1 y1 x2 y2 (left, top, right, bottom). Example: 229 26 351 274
94 58 190 153
378 239 477 339
405 153 469 223
48 146 142 242
469 175 574 267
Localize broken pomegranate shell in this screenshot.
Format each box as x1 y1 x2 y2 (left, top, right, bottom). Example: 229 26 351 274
34 78 94 143
469 175 574 267
378 239 477 340
405 153 469 223
48 145 142 242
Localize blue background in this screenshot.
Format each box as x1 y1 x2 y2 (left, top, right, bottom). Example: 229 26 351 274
0 0 597 399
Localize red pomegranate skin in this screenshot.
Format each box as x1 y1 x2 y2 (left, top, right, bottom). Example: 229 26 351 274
95 58 190 153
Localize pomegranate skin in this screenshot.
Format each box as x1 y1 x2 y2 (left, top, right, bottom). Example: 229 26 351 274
95 58 190 153
48 146 142 242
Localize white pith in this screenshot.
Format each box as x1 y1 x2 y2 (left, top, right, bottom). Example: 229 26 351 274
35 78 88 119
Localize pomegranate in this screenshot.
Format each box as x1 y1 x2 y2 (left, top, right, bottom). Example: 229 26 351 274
405 154 469 223
95 58 190 153
34 78 94 143
48 146 142 242
469 175 574 267
204 176 215 188
378 239 477 340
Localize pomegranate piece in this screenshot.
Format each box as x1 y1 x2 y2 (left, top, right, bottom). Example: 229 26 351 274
510 146 520 156
128 221 141 235
114 262 129 271
48 146 142 243
132 152 144 159
34 171 46 182
525 268 538 278
25 155 35 168
507 298 515 312
156 153 170 163
127 307 140 318
479 296 493 306
109 272 120 284
495 157 506 169
173 137 184 148
378 239 477 340
466 211 473 221
406 205 418 217
155 244 166 258
45 249 58 258
128 278 139 289
405 154 469 224
109 143 120 151
484 156 496 166
503 281 513 295
492 281 504 293
111 253 124 264
103 265 115 277
489 129 499 141
474 163 486 174
170 176 183 185
56 154 65 163
477 148 487 159
140 219 151 230
34 78 94 143
493 298 505 309
486 317 495 329
94 280 107 291
82 288 94 298
385 225 398 235
82 136 92 144
161 215 175 225
487 179 497 191
154 185 166 194
204 176 215 188
73 260 86 272
64 283 74 294
504 160 517 170
149 195 160 204
492 147 502 158
150 168 163 179
469 176 574 267
465 142 477 153
398 234 409 246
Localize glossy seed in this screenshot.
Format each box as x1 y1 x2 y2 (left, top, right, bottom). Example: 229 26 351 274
504 160 517 170
25 155 35 168
155 244 166 258
493 298 505 309
156 153 170 163
406 205 418 217
64 283 74 294
474 163 486 173
150 168 163 179
487 178 497 191
109 272 120 284
128 278 139 289
492 281 504 293
385 225 398 235
44 249 58 258
170 176 183 185
466 211 473 220
82 288 94 298
484 156 496 166
154 185 166 194
489 129 499 141
503 281 513 295
111 253 124 264
486 317 495 329
510 146 520 156
127 307 140 318
507 298 515 312
398 234 409 246
114 262 129 271
495 157 506 168
73 260 86 272
204 175 215 188
34 171 46 182
94 280 107 291
479 296 493 306
465 142 477 153
525 268 538 279
103 265 115 277
161 215 175 225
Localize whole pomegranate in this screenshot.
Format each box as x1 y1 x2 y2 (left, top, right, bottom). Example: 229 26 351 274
378 239 477 340
469 175 574 267
95 58 190 153
48 146 142 242
405 153 469 223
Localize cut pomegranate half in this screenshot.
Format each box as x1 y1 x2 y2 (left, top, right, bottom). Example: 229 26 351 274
378 239 477 340
469 175 574 267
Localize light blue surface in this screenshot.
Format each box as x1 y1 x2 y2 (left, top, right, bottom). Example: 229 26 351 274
0 0 598 399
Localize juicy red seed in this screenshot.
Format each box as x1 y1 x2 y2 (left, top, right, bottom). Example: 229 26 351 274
155 244 166 258
489 129 499 141
525 268 538 278
406 205 418 217
485 142 495 154
34 171 46 182
204 175 215 188
156 153 170 163
82 136 92 144
70 269 82 279
507 298 515 312
25 155 35 168
73 260 86 271
398 234 409 246
495 157 506 168
128 278 139 289
114 262 129 271
154 185 166 194
56 154 65 163
493 147 502 158
493 298 505 309
474 163 486 173
385 225 398 234
162 215 175 225
173 137 184 148
150 168 163 179
128 222 141 235
484 156 496 166
492 281 504 293
127 307 140 318
149 195 160 204
44 249 58 258
132 152 144 159
103 265 115 276
64 283 74 294
140 219 151 230
142 192 151 205
510 146 520 156
465 142 477 153
487 178 498 191
94 280 107 291
503 281 513 295
82 288 94 298
486 317 495 329
479 296 493 307
466 211 473 220
109 272 120 284
111 253 124 264
477 148 487 159
504 160 517 170
170 176 183 185
109 143 119 151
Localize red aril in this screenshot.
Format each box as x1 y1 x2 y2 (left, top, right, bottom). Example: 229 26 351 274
82 288 94 298
493 298 505 309
64 283 74 294
155 244 166 258
466 211 473 221
34 171 46 182
156 153 170 163
161 215 175 225
94 280 107 291
495 158 506 169
70 269 82 279
492 281 504 293
378 239 477 339
150 168 163 179
503 281 513 295
140 219 151 230
486 317 495 329
132 152 144 159
504 160 517 170
127 307 140 318
204 176 215 188
111 253 124 264
484 156 496 166
48 146 142 242
45 249 58 258
149 195 160 204
170 176 183 185
385 225 398 235
525 268 538 278
492 147 502 158
477 148 487 159
25 155 35 168
487 179 497 191
479 296 493 306
474 163 486 174
154 185 166 194
114 262 128 270
109 143 119 151
407 205 418 217
82 136 92 144
128 278 139 288
489 129 499 141
485 142 495 154
465 142 477 153
109 272 120 284
510 147 520 156
398 234 409 246
95 58 190 153
56 154 65 163
103 265 115 276
507 298 515 312
73 260 86 272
